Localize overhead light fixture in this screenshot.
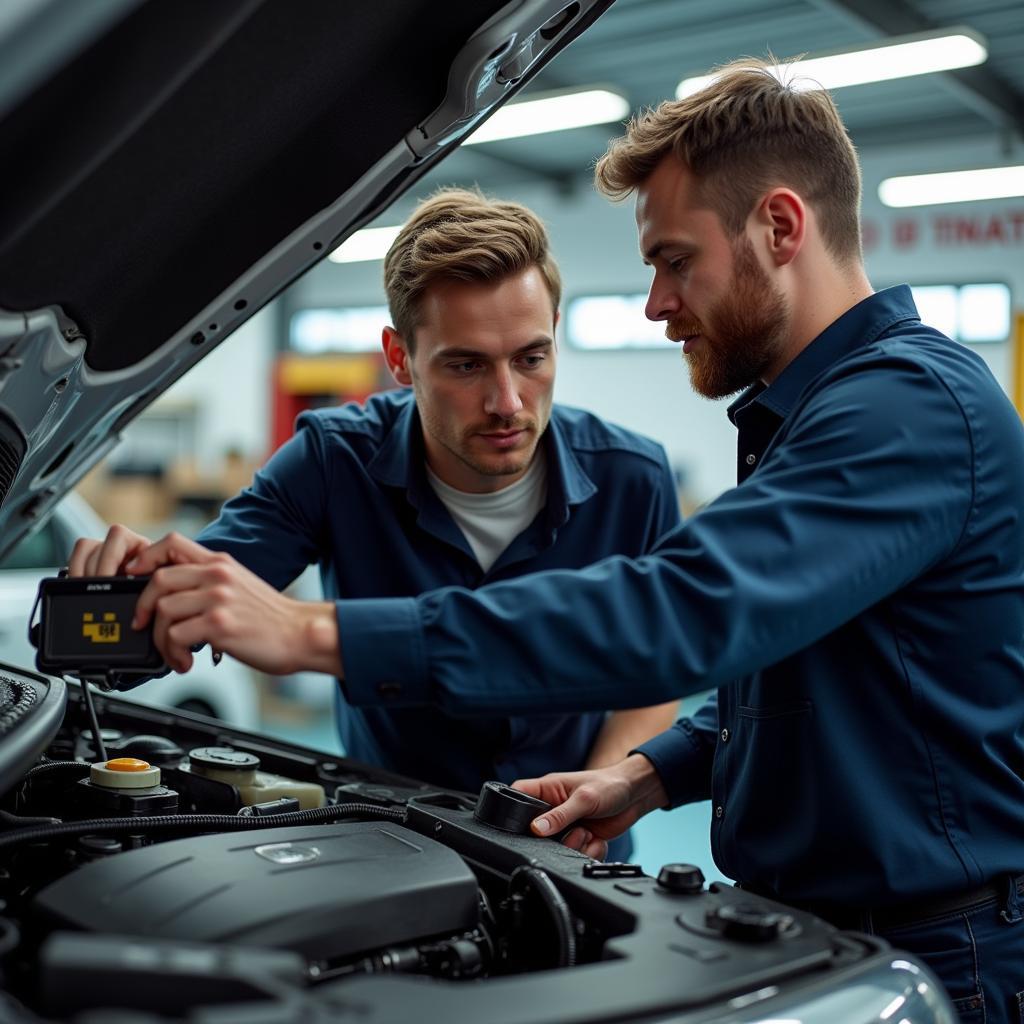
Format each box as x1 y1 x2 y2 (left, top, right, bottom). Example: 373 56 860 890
676 27 988 99
464 87 630 144
328 224 403 264
326 88 632 264
879 165 1024 207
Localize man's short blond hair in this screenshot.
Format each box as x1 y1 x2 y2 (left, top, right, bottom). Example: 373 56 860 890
383 187 562 350
595 58 863 262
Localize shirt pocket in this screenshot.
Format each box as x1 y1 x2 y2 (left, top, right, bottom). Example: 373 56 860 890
736 698 814 721
730 699 815 806
715 699 817 881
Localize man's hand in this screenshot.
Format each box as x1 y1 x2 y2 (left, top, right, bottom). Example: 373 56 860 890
513 754 669 860
120 533 341 677
68 524 153 577
70 529 343 677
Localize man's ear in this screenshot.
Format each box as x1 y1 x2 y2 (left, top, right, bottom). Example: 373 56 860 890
382 326 413 386
754 188 805 268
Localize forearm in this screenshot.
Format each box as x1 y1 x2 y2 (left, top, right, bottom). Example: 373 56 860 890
585 701 679 769
621 752 672 817
296 600 345 676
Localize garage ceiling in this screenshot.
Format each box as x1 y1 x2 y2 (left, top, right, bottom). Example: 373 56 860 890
426 0 1024 192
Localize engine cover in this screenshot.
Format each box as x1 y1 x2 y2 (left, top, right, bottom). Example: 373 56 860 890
34 822 479 959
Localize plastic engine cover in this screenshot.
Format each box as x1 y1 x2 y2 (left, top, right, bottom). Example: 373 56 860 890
33 823 479 959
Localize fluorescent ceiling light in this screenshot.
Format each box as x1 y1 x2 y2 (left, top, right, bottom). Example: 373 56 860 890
328 224 402 263
464 87 630 144
327 88 632 264
676 27 987 99
879 165 1024 207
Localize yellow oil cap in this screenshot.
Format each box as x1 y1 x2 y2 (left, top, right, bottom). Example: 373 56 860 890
105 758 151 772
90 759 161 789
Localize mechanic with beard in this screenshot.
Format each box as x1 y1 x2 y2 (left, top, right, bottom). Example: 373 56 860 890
69 188 680 861
75 63 1024 1018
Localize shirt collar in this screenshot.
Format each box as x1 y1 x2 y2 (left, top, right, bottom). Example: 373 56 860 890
367 391 425 493
367 392 596 517
544 412 598 513
727 285 920 425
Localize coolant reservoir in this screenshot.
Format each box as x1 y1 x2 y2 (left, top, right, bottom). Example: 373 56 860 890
186 747 325 810
90 757 161 789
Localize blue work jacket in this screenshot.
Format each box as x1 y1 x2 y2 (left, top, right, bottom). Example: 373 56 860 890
198 390 679 808
339 288 1024 905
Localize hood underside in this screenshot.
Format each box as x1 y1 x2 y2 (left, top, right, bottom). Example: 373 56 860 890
0 0 613 557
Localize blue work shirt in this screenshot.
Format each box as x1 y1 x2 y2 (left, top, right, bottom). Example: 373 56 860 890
197 389 679 818
339 287 1024 906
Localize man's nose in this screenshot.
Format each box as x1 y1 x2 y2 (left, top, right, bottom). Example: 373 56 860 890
645 275 681 322
485 368 524 420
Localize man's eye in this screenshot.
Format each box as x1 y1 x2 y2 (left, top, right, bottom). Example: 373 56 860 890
518 354 545 369
669 256 689 273
449 361 480 373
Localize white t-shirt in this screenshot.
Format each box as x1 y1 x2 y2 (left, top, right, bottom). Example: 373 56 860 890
426 450 548 572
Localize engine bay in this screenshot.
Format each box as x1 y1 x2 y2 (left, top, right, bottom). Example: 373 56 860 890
0 663 952 1023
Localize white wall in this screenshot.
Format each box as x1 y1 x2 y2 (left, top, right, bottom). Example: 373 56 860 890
173 134 1024 504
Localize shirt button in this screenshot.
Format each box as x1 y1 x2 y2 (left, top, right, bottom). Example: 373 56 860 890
715 805 724 819
745 453 757 466
376 681 402 699
720 728 730 743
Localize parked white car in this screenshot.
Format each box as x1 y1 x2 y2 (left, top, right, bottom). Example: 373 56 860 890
0 491 260 729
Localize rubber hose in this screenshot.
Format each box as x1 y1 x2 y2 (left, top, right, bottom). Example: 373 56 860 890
0 801 407 853
509 865 577 968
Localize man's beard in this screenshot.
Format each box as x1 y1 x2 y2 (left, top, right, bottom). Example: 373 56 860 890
668 238 789 399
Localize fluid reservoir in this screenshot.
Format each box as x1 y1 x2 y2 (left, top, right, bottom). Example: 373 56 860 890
186 747 325 810
78 757 178 816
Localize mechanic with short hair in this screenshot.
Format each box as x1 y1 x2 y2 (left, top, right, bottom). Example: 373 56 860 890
70 187 680 861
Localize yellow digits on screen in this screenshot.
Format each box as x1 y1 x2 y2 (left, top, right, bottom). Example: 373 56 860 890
82 611 121 644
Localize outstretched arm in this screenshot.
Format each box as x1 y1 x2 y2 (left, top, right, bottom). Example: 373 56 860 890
123 533 342 676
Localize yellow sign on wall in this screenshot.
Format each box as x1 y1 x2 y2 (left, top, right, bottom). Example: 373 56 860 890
1015 313 1024 420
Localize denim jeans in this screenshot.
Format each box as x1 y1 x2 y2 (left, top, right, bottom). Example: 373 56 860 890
867 878 1024 1024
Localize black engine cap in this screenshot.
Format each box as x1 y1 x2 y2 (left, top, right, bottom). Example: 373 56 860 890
188 746 260 772
706 903 794 942
473 780 552 834
108 734 185 767
657 863 706 894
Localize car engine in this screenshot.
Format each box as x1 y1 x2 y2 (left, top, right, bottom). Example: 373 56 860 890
0 664 955 1023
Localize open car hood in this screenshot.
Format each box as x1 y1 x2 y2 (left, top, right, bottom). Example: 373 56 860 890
0 665 957 1023
0 0 614 559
